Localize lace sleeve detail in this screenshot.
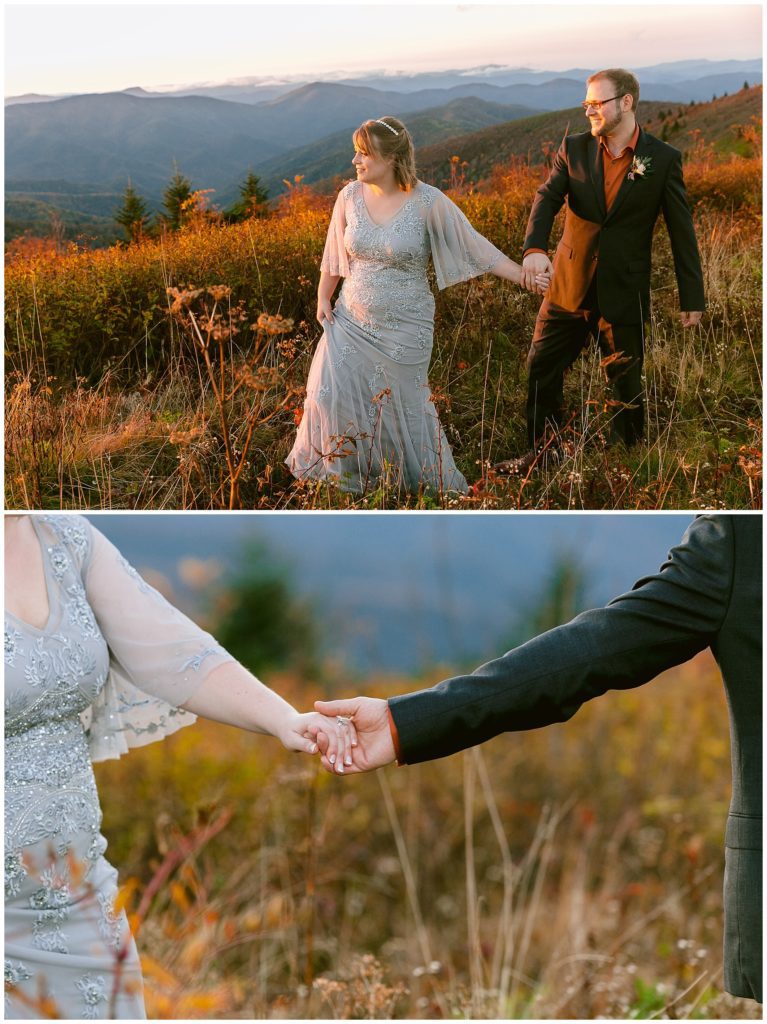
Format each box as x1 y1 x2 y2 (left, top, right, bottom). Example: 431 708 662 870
78 520 235 762
320 184 351 277
42 514 93 569
425 186 505 290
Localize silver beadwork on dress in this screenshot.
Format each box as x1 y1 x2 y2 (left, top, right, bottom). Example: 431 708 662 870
4 515 235 1019
286 180 503 494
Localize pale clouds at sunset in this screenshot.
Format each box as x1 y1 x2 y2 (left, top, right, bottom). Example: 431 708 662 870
5 3 761 96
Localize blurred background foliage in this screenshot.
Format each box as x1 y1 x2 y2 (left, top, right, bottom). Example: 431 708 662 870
203 538 321 679
92 551 755 1020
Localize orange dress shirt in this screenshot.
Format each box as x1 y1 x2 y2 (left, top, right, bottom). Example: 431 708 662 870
525 123 641 259
600 122 641 210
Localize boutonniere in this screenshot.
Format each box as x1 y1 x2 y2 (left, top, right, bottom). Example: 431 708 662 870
628 155 653 181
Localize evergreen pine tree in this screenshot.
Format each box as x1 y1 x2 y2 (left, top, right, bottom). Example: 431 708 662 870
115 181 151 243
224 171 269 223
209 540 319 678
161 167 193 230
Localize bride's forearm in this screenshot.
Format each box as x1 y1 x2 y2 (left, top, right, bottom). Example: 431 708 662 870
180 661 297 737
318 271 341 301
490 256 524 286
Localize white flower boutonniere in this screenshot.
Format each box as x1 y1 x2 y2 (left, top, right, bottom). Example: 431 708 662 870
628 155 653 181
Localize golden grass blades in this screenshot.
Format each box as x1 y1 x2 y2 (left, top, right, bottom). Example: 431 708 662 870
86 656 761 1019
5 153 761 509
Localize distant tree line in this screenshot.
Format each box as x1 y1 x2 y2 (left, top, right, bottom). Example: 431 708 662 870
115 166 269 243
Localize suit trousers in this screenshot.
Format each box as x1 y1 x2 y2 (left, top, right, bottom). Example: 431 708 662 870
526 281 645 447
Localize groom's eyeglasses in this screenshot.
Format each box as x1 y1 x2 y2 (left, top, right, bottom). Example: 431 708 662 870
581 95 624 112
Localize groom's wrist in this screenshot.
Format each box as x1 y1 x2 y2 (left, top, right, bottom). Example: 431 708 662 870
523 248 547 260
386 703 405 765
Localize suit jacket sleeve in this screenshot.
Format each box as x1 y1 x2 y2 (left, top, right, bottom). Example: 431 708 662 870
522 139 570 253
661 151 705 311
388 515 733 764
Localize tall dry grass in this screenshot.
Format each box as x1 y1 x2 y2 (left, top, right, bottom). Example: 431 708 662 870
5 156 762 510
87 655 759 1019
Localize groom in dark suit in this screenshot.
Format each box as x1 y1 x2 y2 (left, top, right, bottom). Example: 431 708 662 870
501 68 705 471
315 515 762 1003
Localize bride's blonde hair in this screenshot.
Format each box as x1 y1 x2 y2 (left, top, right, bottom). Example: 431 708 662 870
353 117 417 191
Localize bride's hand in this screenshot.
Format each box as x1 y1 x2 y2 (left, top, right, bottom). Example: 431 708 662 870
520 253 552 296
519 269 550 296
279 711 356 769
533 272 550 295
317 297 335 326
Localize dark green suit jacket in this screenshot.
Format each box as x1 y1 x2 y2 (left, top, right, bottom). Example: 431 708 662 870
389 515 762 1001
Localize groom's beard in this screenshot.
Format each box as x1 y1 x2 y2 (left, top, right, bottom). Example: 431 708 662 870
590 106 625 137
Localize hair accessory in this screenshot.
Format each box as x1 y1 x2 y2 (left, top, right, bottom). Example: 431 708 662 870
374 119 399 136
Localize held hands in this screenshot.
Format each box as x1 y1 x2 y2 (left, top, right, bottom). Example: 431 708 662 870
311 697 395 774
278 710 357 767
520 252 553 295
282 697 396 776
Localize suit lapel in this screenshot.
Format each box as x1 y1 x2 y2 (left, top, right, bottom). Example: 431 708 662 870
588 134 607 221
604 127 650 224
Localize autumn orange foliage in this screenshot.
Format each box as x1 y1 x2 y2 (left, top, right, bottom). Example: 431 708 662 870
86 656 760 1019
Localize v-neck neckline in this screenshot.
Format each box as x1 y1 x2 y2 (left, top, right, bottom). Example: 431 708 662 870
5 517 58 635
358 181 418 229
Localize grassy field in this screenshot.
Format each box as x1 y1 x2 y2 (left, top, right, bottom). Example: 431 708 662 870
89 654 759 1019
5 145 762 510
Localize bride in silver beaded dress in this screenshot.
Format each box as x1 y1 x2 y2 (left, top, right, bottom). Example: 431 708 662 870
4 515 352 1020
286 116 545 496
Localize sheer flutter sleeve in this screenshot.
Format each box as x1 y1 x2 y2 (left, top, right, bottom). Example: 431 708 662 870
77 520 235 762
320 185 350 277
425 187 505 290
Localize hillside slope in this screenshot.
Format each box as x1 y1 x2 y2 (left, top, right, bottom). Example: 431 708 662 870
255 96 542 197
410 86 762 189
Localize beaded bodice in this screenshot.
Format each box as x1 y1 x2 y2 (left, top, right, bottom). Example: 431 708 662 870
5 518 109 855
345 181 434 273
4 515 236 1020
338 181 436 335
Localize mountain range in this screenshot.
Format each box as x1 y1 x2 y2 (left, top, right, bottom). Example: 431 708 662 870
254 96 540 196
5 59 761 243
7 58 760 106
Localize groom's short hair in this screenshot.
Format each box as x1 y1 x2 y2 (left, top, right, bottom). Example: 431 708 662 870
587 68 640 111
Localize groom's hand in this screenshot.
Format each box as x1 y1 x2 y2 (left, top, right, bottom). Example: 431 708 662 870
312 697 395 775
521 252 553 291
680 311 703 328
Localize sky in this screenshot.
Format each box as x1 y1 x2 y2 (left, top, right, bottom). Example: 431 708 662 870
5 2 762 97
92 513 693 674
